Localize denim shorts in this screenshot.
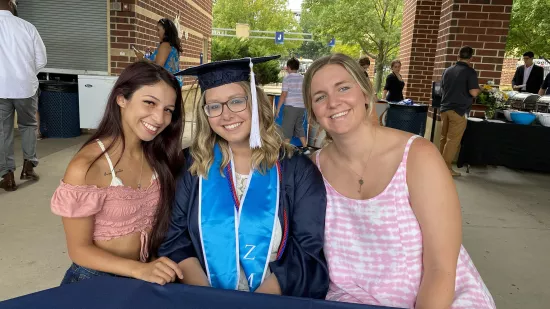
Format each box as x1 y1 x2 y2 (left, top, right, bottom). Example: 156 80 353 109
60 263 118 285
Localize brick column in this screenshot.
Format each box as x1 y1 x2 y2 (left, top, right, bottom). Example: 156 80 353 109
399 0 443 105
109 0 212 78
500 57 519 87
433 0 513 86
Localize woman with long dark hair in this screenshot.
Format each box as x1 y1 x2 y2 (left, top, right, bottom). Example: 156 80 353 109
135 18 183 85
51 61 185 285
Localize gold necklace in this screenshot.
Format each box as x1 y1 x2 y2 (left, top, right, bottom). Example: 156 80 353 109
339 127 377 194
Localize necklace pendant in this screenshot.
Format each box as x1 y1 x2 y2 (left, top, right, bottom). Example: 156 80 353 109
137 184 141 189
358 179 364 185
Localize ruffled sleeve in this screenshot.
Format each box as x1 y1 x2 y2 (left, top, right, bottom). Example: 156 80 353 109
51 181 107 218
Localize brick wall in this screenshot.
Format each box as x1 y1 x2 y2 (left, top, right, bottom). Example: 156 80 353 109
433 0 513 86
399 0 442 105
368 58 376 80
109 0 212 81
500 57 518 86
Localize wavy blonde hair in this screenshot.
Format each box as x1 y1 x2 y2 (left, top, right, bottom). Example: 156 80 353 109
188 81 292 177
302 53 377 142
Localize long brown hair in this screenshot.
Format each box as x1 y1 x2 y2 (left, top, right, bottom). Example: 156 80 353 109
81 61 184 260
159 18 183 53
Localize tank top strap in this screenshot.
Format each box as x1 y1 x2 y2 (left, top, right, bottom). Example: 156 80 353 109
400 135 420 167
96 139 117 180
314 149 323 173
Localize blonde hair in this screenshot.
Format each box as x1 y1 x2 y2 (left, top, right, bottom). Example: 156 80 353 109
188 81 292 177
302 53 377 141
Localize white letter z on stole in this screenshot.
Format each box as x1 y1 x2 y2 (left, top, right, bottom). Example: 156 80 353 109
243 245 256 260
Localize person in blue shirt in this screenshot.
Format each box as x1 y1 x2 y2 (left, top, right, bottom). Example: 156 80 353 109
135 18 183 86
153 56 329 298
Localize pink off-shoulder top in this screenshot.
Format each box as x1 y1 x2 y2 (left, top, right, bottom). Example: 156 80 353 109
51 140 160 262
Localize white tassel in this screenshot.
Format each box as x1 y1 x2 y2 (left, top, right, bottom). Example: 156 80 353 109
249 58 262 148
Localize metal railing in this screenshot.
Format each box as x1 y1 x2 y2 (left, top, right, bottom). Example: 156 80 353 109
212 28 316 42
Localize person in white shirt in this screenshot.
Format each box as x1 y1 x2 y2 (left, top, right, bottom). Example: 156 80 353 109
0 0 47 191
511 51 544 94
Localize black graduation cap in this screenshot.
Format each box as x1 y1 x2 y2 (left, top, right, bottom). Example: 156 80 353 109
175 55 281 148
175 55 280 91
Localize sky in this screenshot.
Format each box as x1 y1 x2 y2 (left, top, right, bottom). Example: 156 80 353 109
288 0 303 12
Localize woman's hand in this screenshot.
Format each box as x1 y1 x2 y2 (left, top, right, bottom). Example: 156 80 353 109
178 257 210 286
135 50 144 60
132 256 184 285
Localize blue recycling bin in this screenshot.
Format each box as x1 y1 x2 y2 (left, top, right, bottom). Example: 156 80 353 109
385 103 428 136
38 81 80 138
273 95 308 147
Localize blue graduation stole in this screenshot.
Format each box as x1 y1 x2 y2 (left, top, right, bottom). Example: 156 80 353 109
199 144 280 291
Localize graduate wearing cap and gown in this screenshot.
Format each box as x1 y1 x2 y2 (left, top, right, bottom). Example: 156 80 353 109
157 56 329 298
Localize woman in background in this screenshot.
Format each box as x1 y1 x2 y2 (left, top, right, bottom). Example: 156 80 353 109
135 18 183 86
383 59 405 102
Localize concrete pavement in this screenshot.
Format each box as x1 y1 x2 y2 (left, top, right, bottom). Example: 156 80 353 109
1 132 549 308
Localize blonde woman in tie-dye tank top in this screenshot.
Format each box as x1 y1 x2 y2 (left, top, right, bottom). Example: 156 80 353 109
301 54 495 309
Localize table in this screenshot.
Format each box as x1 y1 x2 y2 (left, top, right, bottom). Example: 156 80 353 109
457 119 550 173
0 277 402 309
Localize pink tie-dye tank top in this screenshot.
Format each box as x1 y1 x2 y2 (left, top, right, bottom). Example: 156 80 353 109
316 135 495 309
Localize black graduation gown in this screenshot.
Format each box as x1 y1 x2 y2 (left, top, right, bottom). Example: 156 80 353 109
158 150 329 299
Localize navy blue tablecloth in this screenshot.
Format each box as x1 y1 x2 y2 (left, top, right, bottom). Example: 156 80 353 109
457 119 550 173
0 276 403 309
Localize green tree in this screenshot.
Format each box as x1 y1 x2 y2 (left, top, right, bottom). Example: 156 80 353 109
287 18 333 61
290 40 332 60
302 0 403 92
212 38 281 85
506 0 550 57
213 0 302 55
332 43 362 58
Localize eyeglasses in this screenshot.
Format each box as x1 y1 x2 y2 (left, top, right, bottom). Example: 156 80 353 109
203 96 248 118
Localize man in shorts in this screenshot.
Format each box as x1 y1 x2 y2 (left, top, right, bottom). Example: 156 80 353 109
276 58 309 154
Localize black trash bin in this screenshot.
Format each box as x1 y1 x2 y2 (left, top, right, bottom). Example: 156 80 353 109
385 103 429 136
39 81 80 138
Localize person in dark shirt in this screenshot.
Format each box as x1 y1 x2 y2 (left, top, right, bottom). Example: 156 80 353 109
383 60 405 102
539 72 550 96
440 46 480 177
359 57 371 79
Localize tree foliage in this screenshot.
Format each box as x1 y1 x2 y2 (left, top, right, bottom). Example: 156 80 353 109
302 0 403 91
290 40 332 60
212 37 281 85
506 0 550 57
213 0 302 55
332 43 362 59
